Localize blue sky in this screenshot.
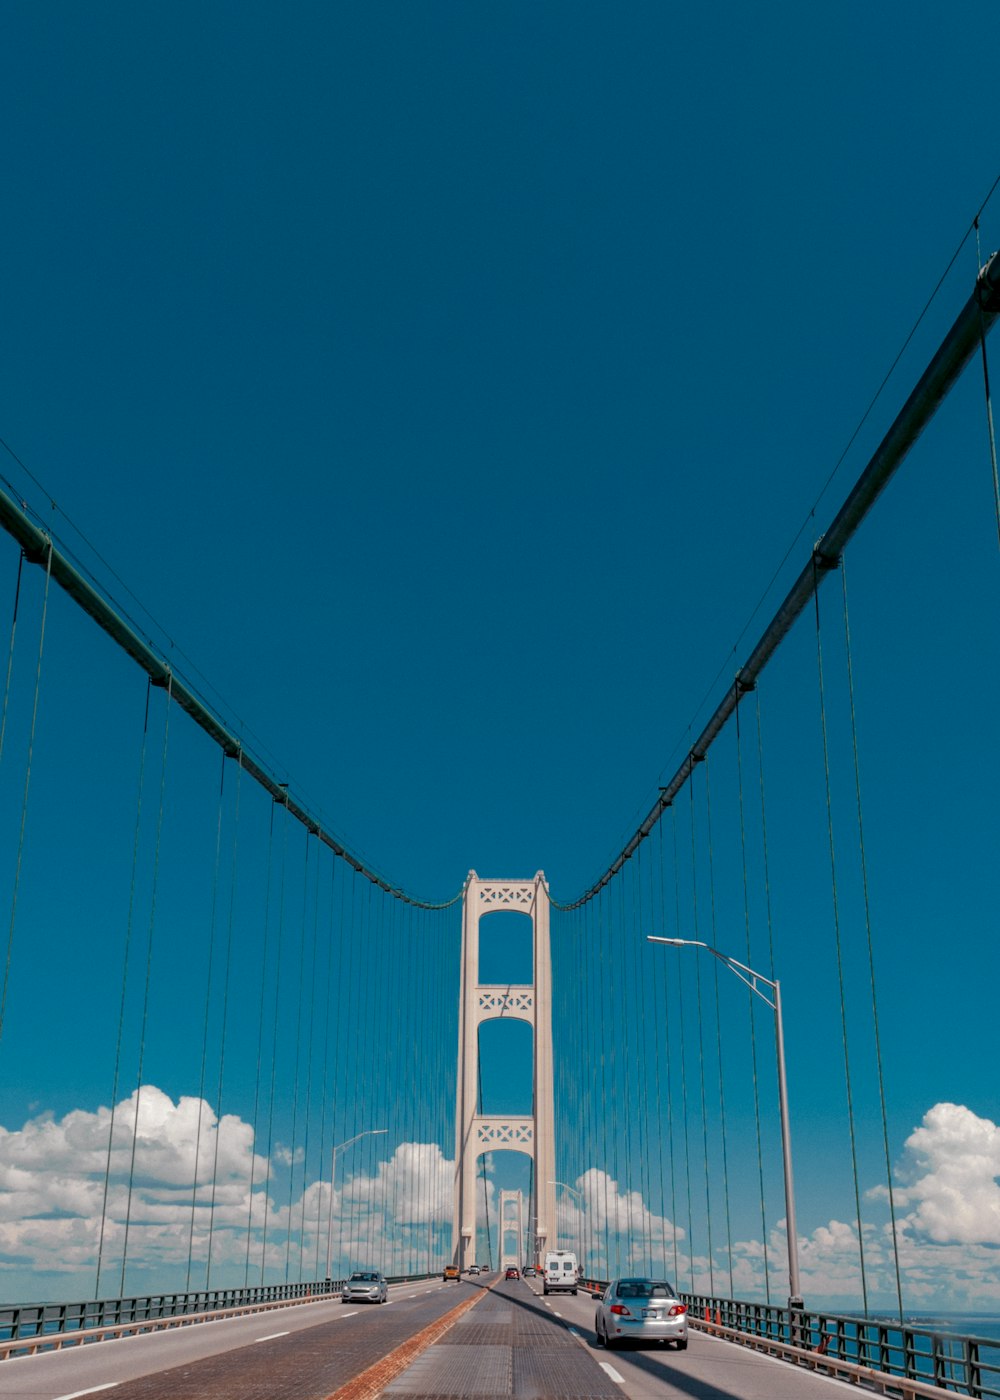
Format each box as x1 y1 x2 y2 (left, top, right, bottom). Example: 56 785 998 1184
0 1 999 1310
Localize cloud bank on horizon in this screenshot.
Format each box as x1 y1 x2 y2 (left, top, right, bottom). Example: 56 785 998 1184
1 1089 998 1309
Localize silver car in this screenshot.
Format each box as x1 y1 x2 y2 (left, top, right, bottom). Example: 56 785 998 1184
341 1269 388 1304
594 1277 688 1350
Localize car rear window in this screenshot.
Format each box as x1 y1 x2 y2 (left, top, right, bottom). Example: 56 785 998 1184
617 1280 671 1298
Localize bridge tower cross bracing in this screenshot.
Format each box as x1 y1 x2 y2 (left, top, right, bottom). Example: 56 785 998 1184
452 871 556 1271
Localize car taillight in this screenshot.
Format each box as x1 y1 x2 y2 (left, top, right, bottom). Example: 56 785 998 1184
668 1304 687 1317
610 1304 630 1316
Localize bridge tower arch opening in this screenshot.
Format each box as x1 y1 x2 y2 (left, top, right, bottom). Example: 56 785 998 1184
453 871 556 1271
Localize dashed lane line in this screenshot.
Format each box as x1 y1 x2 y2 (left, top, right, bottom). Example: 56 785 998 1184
254 1331 290 1342
53 1387 118 1400
599 1362 625 1384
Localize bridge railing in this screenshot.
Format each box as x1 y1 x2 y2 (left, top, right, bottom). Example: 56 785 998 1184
580 1280 999 1399
0 1274 437 1350
684 1290 1000 1400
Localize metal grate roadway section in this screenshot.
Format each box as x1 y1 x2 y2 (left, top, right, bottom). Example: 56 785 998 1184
384 1281 621 1399
383 1342 511 1396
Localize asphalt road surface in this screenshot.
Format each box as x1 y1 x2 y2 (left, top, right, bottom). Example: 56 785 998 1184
0 1278 458 1400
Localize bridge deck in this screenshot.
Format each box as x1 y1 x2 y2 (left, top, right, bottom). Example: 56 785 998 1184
0 1276 882 1400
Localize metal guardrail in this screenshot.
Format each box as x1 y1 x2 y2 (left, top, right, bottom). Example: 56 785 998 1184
579 1281 1000 1398
0 1273 437 1355
685 1292 1000 1399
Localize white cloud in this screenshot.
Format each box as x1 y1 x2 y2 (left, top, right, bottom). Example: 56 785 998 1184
0 1088 457 1293
4 1094 1000 1312
880 1102 1000 1246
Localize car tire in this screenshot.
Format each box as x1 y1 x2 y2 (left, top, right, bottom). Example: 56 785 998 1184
595 1319 605 1348
676 1339 688 1351
572 1288 578 1295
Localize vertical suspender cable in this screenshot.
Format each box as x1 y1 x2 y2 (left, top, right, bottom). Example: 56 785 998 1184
656 817 679 1285
187 749 227 1291
674 806 695 1295
597 883 610 1274
735 695 771 1303
120 675 172 1296
841 557 905 1320
261 794 290 1284
207 751 242 1287
704 756 734 1296
336 867 356 1276
314 851 336 1281
634 843 652 1268
813 554 869 1315
620 863 635 1254
689 779 715 1296
246 797 276 1285
284 834 310 1281
299 834 322 1279
96 678 151 1300
0 542 51 1048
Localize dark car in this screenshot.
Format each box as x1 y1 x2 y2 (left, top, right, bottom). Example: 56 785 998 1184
505 1267 519 1280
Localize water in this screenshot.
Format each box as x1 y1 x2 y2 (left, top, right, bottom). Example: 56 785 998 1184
904 1314 1000 1345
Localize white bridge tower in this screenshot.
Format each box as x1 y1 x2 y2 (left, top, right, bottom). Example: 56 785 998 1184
452 871 556 1270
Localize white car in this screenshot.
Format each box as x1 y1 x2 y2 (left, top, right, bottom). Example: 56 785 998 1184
341 1270 388 1304
594 1277 688 1350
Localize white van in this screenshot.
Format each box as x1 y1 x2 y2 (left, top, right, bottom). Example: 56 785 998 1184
543 1249 578 1295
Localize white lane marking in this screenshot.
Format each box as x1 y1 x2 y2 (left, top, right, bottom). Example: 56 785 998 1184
254 1330 289 1342
599 1362 625 1384
569 1327 581 1338
339 1310 358 1318
54 1388 118 1400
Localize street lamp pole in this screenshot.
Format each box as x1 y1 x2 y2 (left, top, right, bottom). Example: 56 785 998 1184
325 1128 387 1283
647 936 803 1310
549 1180 583 1274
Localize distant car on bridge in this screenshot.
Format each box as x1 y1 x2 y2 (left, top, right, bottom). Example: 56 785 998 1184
594 1277 688 1350
341 1270 388 1304
505 1266 520 1280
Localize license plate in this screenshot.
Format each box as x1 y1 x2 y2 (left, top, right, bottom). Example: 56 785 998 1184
642 1309 661 1319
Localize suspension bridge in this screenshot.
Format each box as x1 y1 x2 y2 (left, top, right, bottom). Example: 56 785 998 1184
0 246 997 1400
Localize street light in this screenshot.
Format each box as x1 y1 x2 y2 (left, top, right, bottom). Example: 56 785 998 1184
647 935 803 1311
325 1128 387 1283
549 1180 584 1274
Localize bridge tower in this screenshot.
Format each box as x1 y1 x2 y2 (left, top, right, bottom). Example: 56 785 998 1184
452 871 556 1271
499 1190 524 1271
